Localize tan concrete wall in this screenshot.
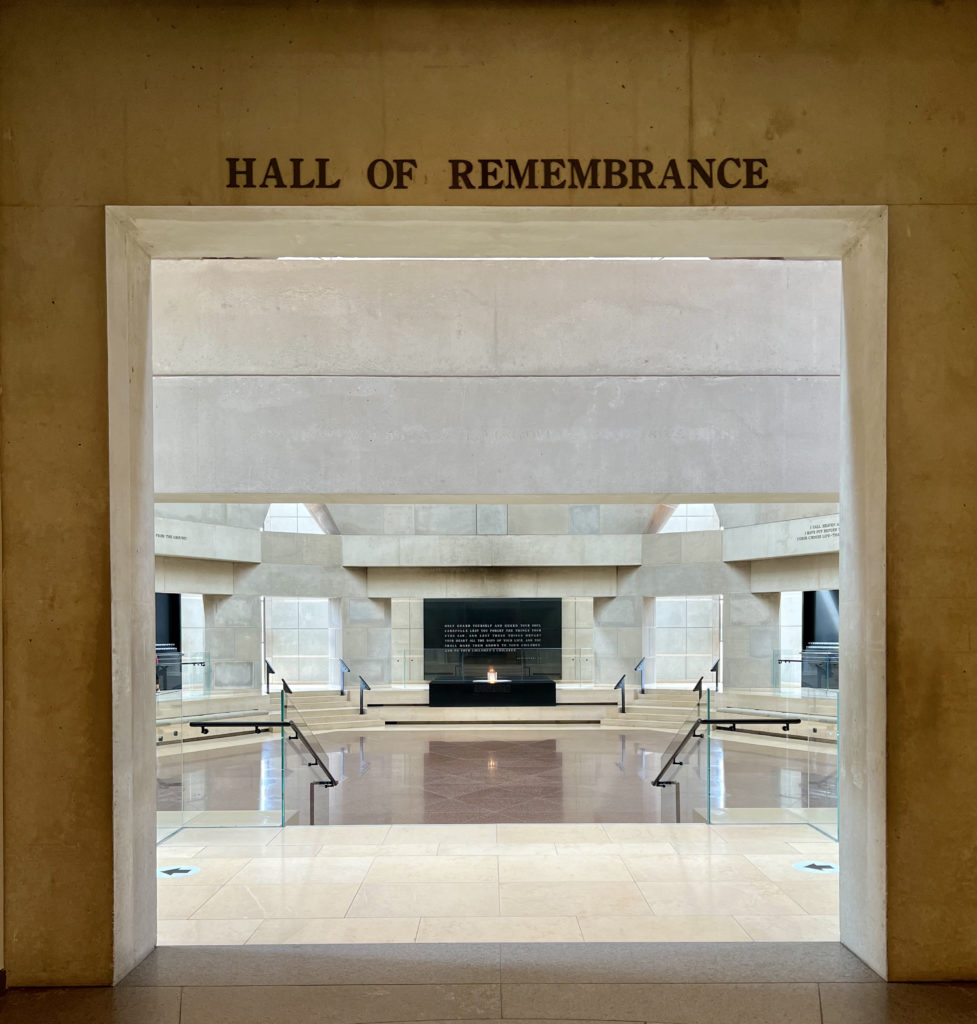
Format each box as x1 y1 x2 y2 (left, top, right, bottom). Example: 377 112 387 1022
1 0 975 984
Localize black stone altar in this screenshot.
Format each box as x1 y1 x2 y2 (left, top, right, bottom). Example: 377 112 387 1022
428 679 557 707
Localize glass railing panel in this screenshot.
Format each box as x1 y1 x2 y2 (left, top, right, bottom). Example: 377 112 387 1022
266 655 348 692
656 693 705 780
281 685 339 826
655 721 709 824
155 668 185 841
651 689 708 823
706 687 838 838
179 651 211 696
157 660 284 831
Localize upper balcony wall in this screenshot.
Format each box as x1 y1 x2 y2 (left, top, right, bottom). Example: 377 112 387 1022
152 257 841 500
152 258 842 378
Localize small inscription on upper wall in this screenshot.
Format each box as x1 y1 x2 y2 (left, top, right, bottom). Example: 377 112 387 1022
796 520 840 544
225 155 769 192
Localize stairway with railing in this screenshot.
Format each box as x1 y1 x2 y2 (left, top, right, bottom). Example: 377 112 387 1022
650 686 838 835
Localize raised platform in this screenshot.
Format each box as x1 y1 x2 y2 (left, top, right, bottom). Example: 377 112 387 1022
368 683 616 725
429 679 557 707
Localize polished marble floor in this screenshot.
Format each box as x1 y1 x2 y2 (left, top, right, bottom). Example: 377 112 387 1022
158 727 837 827
156 822 840 946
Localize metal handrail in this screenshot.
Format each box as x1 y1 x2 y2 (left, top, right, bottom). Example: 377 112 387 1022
651 716 801 788
187 718 338 786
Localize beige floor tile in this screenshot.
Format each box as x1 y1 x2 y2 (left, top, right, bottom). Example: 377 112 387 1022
155 845 203 860
669 840 733 856
230 856 373 885
348 882 500 918
268 824 389 846
188 844 321 859
735 914 841 941
638 880 808 917
701 838 801 854
623 854 769 883
157 882 220 920
383 824 498 844
498 854 630 883
745 853 840 884
247 917 420 944
157 858 251 886
192 882 360 919
286 823 387 847
788 841 841 859
417 915 583 942
777 881 841 915
500 881 651 917
578 914 753 942
602 823 712 843
440 842 557 856
710 824 823 842
557 841 676 857
365 854 498 883
171 826 281 847
497 823 611 845
157 918 262 945
373 843 440 856
315 843 390 858
179 984 502 1024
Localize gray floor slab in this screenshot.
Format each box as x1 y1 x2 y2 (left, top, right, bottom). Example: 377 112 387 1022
498 941 880 984
178 984 502 1024
120 943 502 987
0 986 182 1024
500 982 823 1024
819 981 977 1023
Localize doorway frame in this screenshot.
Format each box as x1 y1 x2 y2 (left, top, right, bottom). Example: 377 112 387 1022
106 204 887 980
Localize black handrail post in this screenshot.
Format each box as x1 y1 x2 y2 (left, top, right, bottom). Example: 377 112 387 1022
339 659 350 697
358 675 371 715
710 658 720 691
614 674 626 714
634 657 646 695
265 659 275 695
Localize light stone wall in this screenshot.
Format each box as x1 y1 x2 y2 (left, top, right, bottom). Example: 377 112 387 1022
752 553 840 594
652 595 721 686
202 596 262 691
179 594 205 658
5 0 975 985
154 502 270 529
341 533 642 568
620 532 778 688
779 592 804 685
155 556 233 595
154 374 840 500
342 597 391 687
153 258 842 377
265 596 341 687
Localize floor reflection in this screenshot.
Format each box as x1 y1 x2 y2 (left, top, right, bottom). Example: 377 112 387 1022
158 727 838 827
